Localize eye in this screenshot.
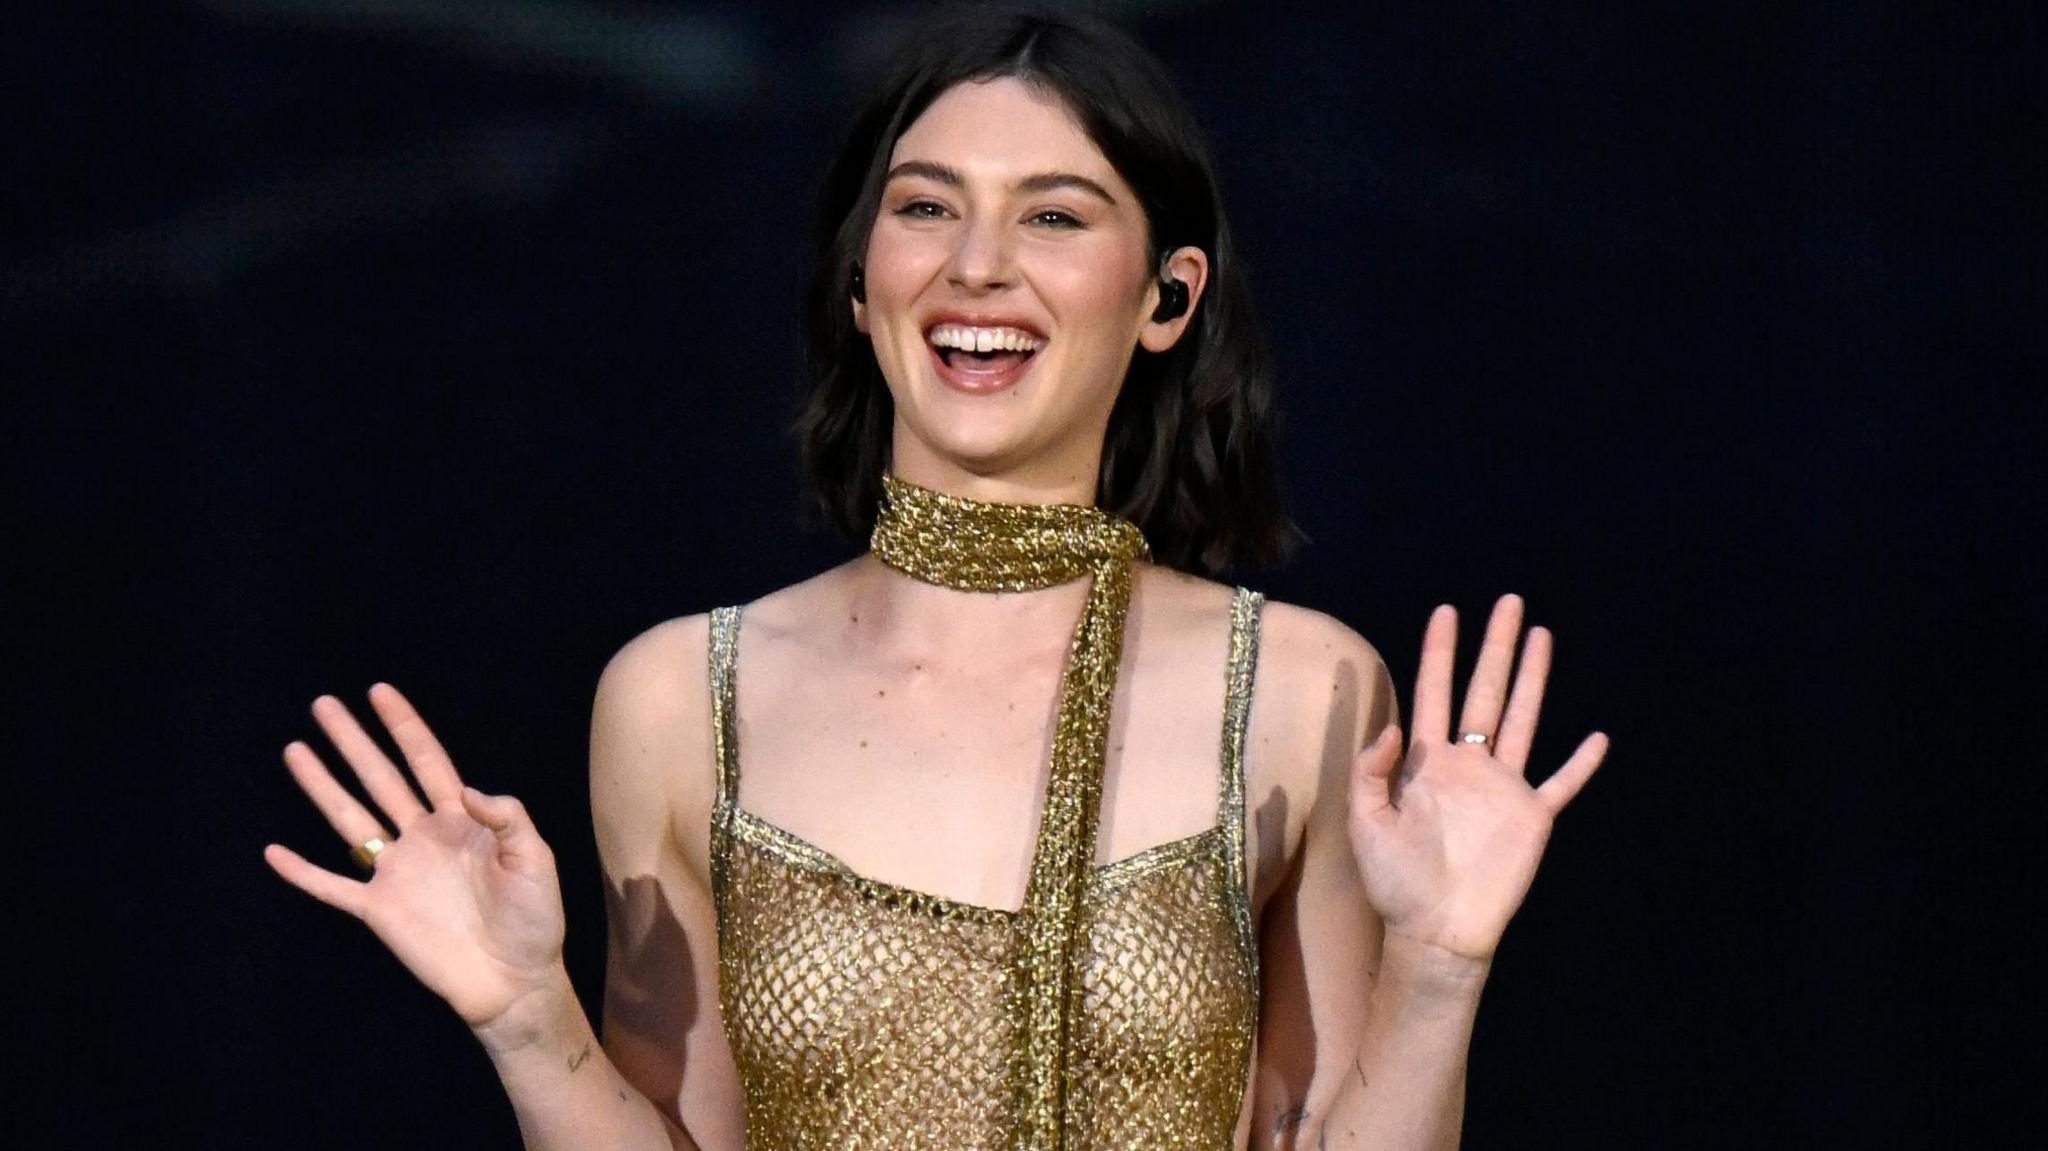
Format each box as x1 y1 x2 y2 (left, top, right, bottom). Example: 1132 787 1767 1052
893 200 949 220
1029 209 1085 229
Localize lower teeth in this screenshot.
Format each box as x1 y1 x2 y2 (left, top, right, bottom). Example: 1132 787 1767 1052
942 349 1027 367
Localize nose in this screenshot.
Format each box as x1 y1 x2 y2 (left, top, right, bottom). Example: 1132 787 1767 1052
943 212 1015 293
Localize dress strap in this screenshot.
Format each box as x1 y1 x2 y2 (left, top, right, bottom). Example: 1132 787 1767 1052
1219 586 1265 984
707 605 743 809
706 605 743 916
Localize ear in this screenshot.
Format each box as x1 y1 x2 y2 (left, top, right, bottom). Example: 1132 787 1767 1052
1138 245 1210 354
850 257 870 333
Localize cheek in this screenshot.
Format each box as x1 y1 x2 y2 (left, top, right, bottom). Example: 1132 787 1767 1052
1033 248 1148 348
864 226 944 303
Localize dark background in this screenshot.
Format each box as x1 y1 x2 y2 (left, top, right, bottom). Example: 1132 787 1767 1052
11 1 2042 1147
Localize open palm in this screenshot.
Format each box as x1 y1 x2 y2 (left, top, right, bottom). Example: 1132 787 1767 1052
263 683 565 1028
1349 595 1609 963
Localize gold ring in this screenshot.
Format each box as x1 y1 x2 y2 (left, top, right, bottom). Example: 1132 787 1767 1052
349 837 388 872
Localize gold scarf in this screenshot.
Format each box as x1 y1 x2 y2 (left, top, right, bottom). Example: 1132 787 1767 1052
868 471 1150 1150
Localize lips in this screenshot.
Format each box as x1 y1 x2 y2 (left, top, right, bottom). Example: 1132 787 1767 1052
928 341 1038 394
921 313 1047 396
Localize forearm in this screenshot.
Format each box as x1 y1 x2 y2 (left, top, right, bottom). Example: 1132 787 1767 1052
473 965 696 1151
1312 936 1489 1151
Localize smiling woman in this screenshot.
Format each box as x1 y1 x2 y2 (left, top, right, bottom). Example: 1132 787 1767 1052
799 9 1295 575
263 6 1608 1151
856 75 1204 507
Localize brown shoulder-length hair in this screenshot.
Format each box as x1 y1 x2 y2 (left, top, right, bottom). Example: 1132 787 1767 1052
795 4 1301 576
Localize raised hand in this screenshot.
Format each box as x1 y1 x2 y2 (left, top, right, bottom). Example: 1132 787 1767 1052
1348 595 1609 965
264 683 567 1028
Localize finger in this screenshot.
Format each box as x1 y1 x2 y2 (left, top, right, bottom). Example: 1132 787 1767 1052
1350 725 1403 823
366 683 466 809
311 694 429 826
1352 723 1404 783
461 787 551 867
1411 604 1458 746
1456 593 1524 745
263 843 369 918
1534 732 1610 814
1493 625 1552 772
283 739 396 848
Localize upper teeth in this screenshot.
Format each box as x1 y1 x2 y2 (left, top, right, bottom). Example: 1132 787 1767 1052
928 325 1043 353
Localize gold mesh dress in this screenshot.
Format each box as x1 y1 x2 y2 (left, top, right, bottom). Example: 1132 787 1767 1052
707 477 1265 1150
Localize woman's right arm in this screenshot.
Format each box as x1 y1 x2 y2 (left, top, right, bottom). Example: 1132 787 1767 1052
264 616 741 1150
477 615 744 1150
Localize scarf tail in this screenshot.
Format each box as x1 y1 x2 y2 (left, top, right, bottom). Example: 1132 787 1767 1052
869 474 1148 1150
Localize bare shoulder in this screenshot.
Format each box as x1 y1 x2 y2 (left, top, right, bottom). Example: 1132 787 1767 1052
1129 564 1395 744
1255 599 1395 721
589 613 715 878
1241 595 1400 810
1134 565 1387 682
587 566 855 876
594 614 709 727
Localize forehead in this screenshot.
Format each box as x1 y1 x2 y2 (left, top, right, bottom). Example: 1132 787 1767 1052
888 76 1119 184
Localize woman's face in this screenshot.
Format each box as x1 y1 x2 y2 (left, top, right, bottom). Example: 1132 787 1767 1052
854 76 1207 499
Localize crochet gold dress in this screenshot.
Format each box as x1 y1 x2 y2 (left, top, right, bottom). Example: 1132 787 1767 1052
706 477 1265 1150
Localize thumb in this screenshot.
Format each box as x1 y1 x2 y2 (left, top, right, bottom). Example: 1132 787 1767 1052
1353 723 1404 783
461 786 547 859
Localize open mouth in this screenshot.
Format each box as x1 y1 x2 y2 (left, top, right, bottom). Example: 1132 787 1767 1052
925 323 1044 393
935 345 1037 371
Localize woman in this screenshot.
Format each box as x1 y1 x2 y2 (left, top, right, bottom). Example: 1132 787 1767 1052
264 9 1608 1149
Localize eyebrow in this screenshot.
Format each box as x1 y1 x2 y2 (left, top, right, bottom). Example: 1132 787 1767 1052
884 160 1119 206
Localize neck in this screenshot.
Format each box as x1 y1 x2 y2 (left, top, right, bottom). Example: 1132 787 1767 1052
886 432 1102 508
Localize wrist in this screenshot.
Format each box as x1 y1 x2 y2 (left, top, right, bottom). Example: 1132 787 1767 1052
470 962 583 1058
1379 930 1493 1003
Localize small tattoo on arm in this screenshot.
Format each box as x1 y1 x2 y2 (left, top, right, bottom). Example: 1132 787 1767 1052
1354 1057 1369 1090
568 1042 592 1073
1274 1106 1309 1135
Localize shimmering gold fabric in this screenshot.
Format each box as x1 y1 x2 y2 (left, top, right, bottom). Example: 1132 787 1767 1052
871 473 1148 1149
708 475 1263 1149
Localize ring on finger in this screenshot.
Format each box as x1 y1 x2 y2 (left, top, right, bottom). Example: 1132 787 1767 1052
349 837 388 873
1458 730 1494 749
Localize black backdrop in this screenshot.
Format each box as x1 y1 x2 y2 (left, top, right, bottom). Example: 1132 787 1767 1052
11 2 2041 1147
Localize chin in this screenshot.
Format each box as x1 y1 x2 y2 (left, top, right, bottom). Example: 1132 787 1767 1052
894 404 1066 477
911 426 1040 475
894 380 1024 449
886 357 1111 480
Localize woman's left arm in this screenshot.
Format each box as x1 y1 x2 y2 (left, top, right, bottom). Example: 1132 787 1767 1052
1250 595 1609 1151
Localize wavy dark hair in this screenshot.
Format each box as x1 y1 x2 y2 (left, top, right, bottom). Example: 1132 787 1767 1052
796 4 1301 575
